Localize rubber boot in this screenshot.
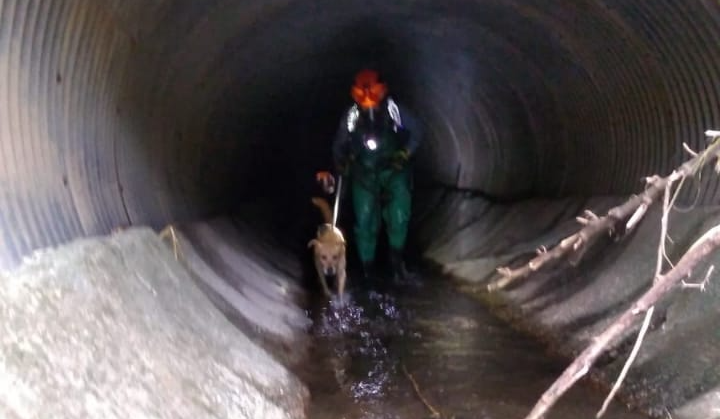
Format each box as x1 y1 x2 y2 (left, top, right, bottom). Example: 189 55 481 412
389 249 413 285
362 260 377 280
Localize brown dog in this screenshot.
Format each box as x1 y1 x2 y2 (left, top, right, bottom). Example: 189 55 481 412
308 197 347 299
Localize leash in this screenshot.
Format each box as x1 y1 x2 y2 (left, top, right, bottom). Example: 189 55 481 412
332 175 342 228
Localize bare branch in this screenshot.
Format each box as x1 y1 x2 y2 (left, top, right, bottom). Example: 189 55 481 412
495 136 720 419
657 177 674 279
488 137 720 292
523 224 720 419
625 202 649 232
576 216 591 226
682 265 714 291
402 363 443 419
683 142 698 157
597 305 655 418
488 234 579 291
598 175 677 417
584 210 600 221
159 225 182 261
577 210 600 225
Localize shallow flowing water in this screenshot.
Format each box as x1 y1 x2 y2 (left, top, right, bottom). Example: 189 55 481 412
298 270 649 419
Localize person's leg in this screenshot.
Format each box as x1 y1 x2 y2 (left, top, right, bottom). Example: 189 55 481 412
352 178 380 277
381 169 411 251
380 169 413 280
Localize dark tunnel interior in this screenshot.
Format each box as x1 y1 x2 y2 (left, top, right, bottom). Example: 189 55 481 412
2 0 720 273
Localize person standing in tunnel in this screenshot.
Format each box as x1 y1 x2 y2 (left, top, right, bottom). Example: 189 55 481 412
317 69 423 283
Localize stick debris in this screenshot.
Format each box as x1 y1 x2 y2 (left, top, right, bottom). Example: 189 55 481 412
489 136 720 292
524 225 720 419
402 363 443 419
519 134 720 419
159 224 182 261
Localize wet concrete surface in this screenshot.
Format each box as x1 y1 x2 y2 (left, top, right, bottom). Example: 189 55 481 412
298 269 650 419
0 227 309 419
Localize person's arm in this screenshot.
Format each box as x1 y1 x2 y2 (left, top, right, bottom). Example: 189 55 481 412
397 104 423 156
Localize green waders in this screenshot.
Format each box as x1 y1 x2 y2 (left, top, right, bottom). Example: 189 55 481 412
351 167 412 265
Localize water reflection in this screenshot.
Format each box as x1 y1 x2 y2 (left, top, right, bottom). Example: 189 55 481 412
300 273 649 419
314 292 406 407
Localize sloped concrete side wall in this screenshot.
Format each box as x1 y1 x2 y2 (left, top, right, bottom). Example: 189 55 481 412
421 191 720 418
175 217 312 366
0 226 309 419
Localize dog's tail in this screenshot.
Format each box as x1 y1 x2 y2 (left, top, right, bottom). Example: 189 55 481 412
311 197 333 224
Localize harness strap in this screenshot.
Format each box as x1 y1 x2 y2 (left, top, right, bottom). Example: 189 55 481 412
346 98 402 133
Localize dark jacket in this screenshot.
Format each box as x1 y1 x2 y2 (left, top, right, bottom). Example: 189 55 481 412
332 97 423 172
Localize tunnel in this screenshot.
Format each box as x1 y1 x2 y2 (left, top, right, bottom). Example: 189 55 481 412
2 0 720 418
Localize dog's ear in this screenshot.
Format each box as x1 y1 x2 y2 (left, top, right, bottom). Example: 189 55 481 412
307 239 318 249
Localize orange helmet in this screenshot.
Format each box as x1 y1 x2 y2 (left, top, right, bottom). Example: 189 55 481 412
350 69 387 110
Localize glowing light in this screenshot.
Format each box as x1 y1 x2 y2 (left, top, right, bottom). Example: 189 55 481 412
365 138 378 151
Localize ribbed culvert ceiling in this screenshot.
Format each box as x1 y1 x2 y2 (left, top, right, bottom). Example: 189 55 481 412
2 0 720 269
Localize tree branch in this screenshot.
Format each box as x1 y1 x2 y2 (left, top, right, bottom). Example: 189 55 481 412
524 224 720 419
488 137 720 292
596 170 677 417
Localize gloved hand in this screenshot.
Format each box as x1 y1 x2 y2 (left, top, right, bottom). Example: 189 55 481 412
315 171 336 194
390 148 410 170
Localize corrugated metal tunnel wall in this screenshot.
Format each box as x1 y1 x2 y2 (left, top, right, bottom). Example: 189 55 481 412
4 1 720 416
2 0 720 269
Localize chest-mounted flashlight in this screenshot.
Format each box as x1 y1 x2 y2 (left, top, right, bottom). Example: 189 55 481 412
364 136 379 151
